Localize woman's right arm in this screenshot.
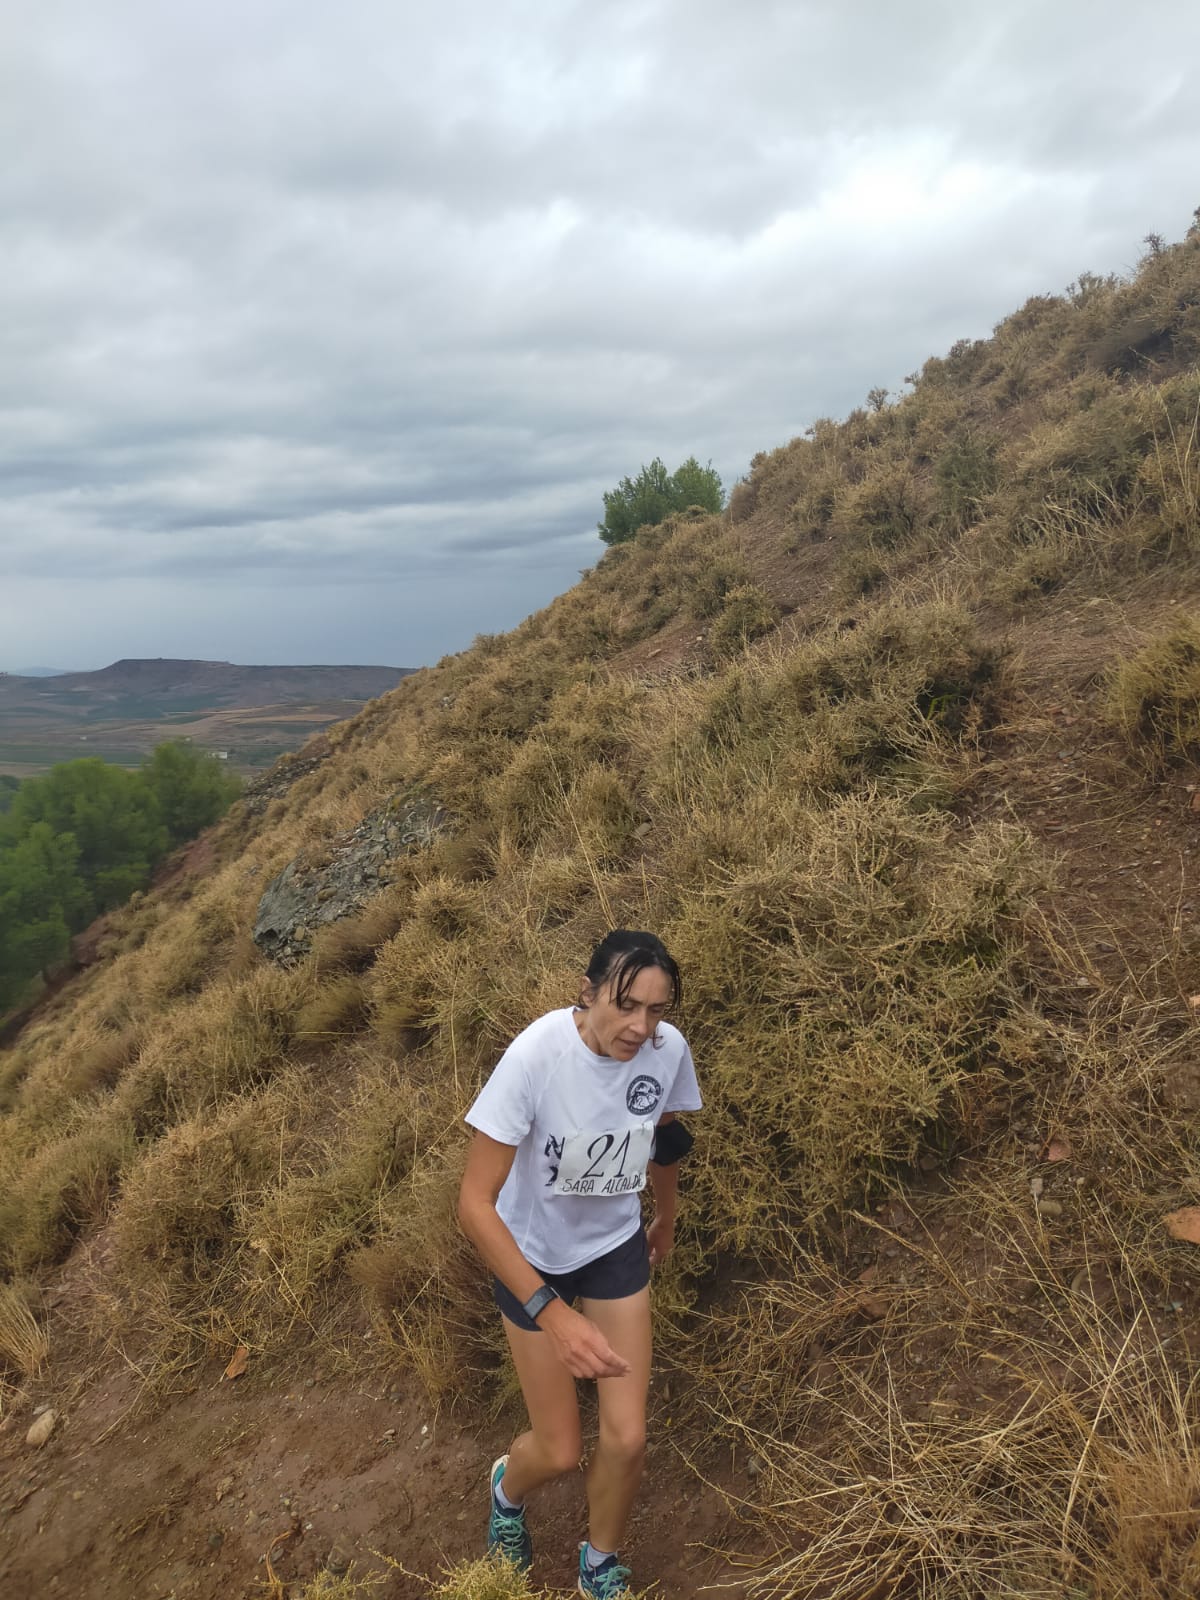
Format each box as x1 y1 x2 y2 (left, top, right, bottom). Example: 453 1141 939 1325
457 1130 630 1380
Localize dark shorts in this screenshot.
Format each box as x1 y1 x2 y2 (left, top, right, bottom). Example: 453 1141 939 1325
493 1226 651 1332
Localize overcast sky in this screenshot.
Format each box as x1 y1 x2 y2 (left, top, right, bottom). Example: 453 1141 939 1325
2 0 1197 672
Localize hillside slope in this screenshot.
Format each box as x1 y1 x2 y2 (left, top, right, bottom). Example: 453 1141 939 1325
2 222 1200 1600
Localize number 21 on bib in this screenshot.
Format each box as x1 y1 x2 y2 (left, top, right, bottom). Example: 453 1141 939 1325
553 1122 654 1197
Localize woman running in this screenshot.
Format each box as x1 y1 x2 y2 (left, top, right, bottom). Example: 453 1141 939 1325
458 929 701 1598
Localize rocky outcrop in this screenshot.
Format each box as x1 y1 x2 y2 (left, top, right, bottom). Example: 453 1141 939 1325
239 737 335 817
252 790 447 965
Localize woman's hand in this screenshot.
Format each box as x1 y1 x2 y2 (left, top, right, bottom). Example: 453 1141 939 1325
646 1213 675 1267
540 1301 630 1380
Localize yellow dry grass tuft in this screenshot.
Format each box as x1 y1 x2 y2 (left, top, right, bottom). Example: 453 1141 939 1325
0 1280 49 1379
1107 612 1200 771
290 1567 384 1598
425 1554 626 1599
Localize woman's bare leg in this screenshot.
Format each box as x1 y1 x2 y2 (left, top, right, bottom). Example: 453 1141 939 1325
499 1314 584 1503
579 1288 652 1552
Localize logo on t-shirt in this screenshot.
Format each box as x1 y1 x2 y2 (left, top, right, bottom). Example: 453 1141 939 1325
626 1075 662 1115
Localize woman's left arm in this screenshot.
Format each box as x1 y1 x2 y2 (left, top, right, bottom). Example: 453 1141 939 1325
646 1112 681 1267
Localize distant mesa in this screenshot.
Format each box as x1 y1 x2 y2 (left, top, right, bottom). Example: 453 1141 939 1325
50 657 408 689
0 657 417 778
8 657 413 704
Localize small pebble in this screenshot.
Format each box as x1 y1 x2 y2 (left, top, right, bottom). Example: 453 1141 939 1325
326 1545 352 1577
1037 1199 1064 1220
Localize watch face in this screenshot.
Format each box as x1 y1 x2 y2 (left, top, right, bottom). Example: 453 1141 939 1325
524 1285 556 1319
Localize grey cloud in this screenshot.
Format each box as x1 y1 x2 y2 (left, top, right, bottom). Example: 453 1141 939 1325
2 0 1199 670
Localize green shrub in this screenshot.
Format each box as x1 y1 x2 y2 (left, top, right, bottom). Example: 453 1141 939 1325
835 464 928 548
683 552 754 620
836 550 887 600
934 433 999 531
598 455 724 545
708 584 780 658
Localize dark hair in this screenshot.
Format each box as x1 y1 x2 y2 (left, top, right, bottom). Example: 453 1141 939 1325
582 929 682 1011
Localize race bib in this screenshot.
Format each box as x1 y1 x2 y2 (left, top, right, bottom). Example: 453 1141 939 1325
552 1122 654 1197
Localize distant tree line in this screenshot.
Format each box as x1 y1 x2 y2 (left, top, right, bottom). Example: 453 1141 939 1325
598 456 724 546
0 743 241 1010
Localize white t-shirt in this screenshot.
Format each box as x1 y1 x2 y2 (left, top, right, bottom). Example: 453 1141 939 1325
465 1007 702 1274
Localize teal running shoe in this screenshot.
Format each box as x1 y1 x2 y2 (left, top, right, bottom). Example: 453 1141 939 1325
577 1543 632 1596
486 1455 532 1572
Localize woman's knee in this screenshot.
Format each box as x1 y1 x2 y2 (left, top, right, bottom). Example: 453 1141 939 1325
597 1416 646 1468
534 1424 583 1476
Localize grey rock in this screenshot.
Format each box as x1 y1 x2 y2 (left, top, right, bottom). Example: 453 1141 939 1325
239 743 335 818
253 789 449 965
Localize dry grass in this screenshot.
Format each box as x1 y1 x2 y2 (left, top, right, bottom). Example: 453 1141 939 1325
424 1555 636 1599
707 583 781 659
1107 613 1200 770
294 975 370 1040
680 999 1200 1598
0 1117 136 1274
0 1280 49 1379
291 1568 385 1599
723 1316 1200 1599
660 790 1040 1243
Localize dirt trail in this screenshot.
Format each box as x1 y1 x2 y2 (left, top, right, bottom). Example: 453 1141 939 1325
971 590 1200 1004
0 1347 752 1600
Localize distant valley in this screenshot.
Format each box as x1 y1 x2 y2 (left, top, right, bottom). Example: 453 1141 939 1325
0 657 415 777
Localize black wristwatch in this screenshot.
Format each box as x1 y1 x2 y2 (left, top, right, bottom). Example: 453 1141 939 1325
522 1284 560 1323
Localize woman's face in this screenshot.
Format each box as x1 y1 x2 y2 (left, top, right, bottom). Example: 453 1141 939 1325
575 963 674 1062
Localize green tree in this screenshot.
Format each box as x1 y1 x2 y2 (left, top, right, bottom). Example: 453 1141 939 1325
0 823 84 1007
670 456 725 515
140 741 241 848
598 455 724 546
3 759 167 918
0 775 19 814
0 748 242 1015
